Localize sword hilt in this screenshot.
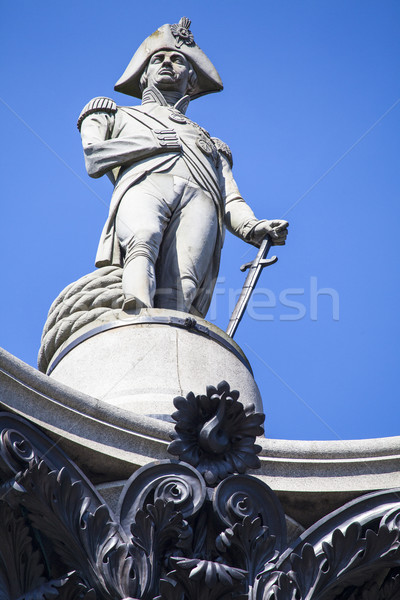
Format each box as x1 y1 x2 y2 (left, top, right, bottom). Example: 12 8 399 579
240 255 278 272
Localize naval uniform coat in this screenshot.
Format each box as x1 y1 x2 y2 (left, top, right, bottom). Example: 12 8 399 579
79 87 264 317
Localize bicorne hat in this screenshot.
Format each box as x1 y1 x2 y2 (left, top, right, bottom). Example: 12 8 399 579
114 17 223 100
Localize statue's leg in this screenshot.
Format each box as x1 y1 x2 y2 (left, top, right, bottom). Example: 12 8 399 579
115 175 177 308
155 181 218 313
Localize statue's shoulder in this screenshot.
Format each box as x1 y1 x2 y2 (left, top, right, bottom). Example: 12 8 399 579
211 137 233 168
77 97 117 131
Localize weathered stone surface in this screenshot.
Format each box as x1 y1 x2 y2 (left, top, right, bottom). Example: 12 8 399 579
48 309 263 418
1 346 400 527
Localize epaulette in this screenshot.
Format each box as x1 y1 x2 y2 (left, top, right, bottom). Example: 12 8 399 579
211 137 233 168
77 97 117 131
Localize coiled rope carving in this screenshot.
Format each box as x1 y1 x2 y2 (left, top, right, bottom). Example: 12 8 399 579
38 266 123 373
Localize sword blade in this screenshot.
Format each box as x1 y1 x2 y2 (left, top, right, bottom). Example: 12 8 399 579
226 236 277 338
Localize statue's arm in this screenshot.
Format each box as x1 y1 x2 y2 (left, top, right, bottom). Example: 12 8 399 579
78 98 181 179
216 145 288 247
217 148 263 245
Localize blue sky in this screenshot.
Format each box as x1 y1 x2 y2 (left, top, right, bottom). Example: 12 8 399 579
1 1 399 440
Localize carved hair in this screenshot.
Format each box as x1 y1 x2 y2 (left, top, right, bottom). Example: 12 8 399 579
139 57 198 95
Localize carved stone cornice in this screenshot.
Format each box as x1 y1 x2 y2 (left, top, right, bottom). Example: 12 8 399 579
1 346 400 526
0 384 399 598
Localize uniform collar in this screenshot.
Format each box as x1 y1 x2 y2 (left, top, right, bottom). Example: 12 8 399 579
141 86 190 114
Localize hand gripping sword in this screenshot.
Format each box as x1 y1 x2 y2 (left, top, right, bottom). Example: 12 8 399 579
226 236 278 338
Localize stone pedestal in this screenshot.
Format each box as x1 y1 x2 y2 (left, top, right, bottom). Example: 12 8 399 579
47 308 263 419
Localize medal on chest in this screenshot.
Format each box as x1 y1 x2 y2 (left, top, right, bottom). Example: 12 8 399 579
168 109 218 163
168 111 188 124
196 136 214 156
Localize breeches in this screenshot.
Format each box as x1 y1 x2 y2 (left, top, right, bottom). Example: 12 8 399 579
115 172 218 310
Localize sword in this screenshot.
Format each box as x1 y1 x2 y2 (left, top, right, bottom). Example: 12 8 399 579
226 235 278 338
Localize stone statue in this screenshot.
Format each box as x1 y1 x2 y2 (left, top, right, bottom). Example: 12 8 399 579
78 17 288 316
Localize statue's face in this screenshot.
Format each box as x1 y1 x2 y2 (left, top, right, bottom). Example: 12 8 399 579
145 50 192 94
